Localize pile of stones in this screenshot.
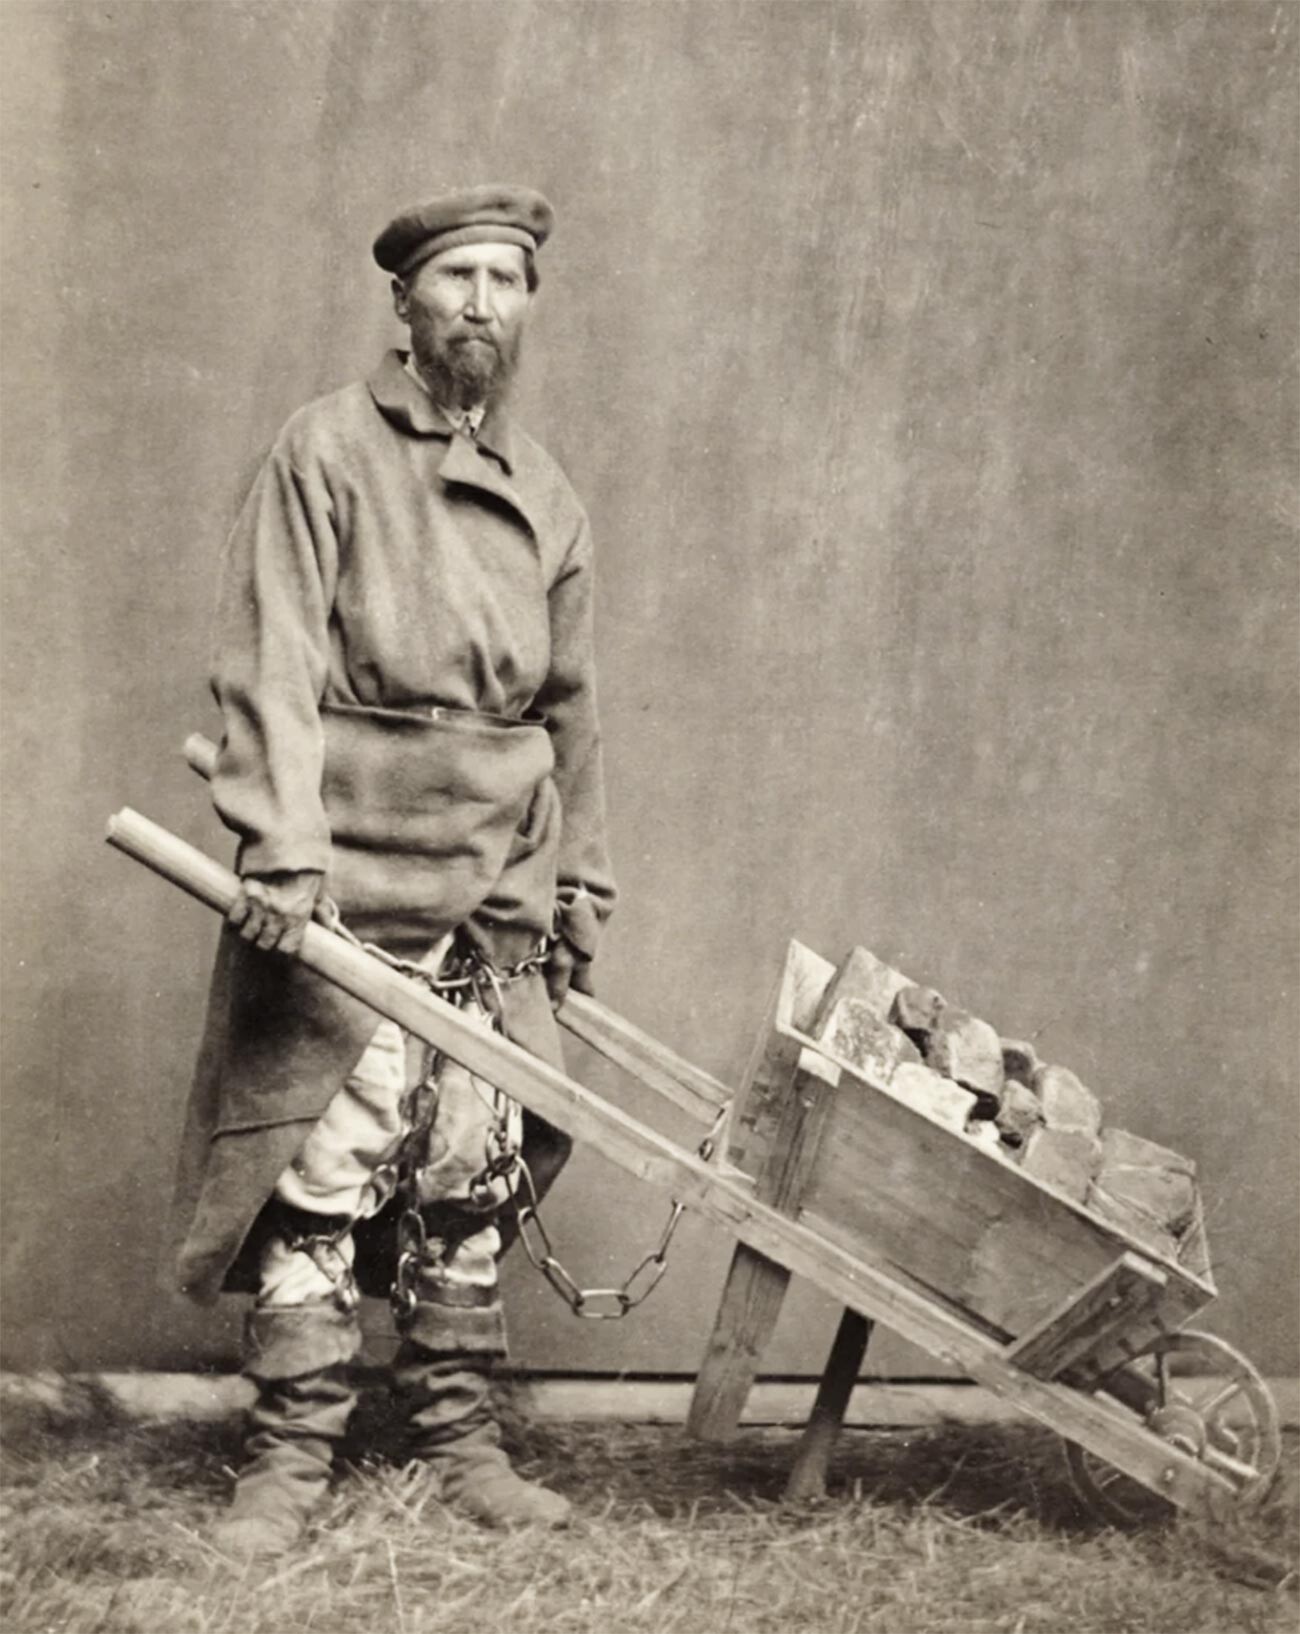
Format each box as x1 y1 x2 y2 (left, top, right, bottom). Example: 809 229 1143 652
810 946 1200 1262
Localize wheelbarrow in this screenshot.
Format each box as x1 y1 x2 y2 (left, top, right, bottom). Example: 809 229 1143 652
107 755 1280 1527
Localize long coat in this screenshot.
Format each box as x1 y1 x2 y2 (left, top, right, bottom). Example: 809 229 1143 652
173 352 616 1303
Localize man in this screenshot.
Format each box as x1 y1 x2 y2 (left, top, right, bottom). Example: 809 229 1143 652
175 186 616 1556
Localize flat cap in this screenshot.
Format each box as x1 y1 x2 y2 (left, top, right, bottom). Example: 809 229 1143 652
373 185 554 278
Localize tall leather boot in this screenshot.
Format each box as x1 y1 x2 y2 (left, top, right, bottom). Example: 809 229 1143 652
210 1300 361 1559
391 1337 570 1528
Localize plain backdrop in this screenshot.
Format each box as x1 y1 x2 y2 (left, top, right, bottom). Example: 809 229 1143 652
1 0 1296 1381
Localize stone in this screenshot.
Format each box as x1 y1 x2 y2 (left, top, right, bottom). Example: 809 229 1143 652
1091 1164 1198 1235
815 996 921 1085
1100 1127 1196 1178
1085 1183 1181 1261
1032 1063 1101 1136
994 1079 1043 1149
888 984 947 1044
1000 1038 1039 1088
922 1009 1005 1109
1020 1128 1102 1201
965 1119 1004 1155
887 1063 978 1134
815 945 911 1022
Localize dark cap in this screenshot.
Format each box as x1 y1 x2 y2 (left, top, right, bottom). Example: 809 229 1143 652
373 185 554 278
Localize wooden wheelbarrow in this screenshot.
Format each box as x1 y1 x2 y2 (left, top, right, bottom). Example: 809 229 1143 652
107 750 1280 1526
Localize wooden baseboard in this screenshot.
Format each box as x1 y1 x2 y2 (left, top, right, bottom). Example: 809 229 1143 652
516 1376 1300 1430
4 1370 1296 1429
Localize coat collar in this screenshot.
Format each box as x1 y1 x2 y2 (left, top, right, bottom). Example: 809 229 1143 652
367 349 517 475
367 350 538 541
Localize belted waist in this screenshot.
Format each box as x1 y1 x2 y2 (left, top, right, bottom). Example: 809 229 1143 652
317 700 558 946
419 703 545 730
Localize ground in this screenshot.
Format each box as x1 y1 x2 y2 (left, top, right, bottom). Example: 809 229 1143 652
1 1378 1295 1634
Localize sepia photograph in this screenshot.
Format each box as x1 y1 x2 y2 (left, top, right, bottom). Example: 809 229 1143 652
1 1 1297 1629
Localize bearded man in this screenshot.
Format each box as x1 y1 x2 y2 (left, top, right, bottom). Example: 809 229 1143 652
176 186 616 1556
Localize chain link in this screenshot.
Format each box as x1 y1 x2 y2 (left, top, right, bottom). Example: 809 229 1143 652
316 897 551 992
499 1099 730 1320
390 1206 428 1322
276 1225 361 1314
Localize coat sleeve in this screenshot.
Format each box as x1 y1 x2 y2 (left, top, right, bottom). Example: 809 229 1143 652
533 510 617 960
208 436 338 877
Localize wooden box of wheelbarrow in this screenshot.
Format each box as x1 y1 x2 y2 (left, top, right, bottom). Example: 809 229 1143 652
687 941 1276 1520
717 938 1214 1353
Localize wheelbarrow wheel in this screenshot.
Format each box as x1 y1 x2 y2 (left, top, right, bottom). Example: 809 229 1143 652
1063 1329 1281 1526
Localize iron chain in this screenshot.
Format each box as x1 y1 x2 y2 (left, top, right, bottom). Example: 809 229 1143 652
311 899 732 1324
316 897 552 994
278 1225 361 1315
499 1099 730 1320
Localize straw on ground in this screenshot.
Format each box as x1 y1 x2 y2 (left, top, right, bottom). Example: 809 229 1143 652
1 1377 1295 1634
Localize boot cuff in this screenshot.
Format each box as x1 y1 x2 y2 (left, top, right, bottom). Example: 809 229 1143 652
244 1299 363 1381
405 1299 508 1357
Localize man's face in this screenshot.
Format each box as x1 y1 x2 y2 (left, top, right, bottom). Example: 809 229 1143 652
393 241 533 411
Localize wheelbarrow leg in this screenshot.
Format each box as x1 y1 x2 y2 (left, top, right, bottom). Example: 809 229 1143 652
687 1245 792 1439
688 1052 840 1440
785 1309 874 1501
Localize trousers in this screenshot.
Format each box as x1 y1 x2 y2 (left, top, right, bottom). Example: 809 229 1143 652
253 938 520 1351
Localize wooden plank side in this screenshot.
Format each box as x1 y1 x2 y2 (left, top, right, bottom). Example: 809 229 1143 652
761 1050 843 1212
727 942 837 1177
107 811 1234 1516
1171 1194 1216 1290
1065 1275 1215 1388
688 1049 842 1439
559 991 732 1122
1005 1253 1167 1381
781 940 838 1032
727 961 800 1175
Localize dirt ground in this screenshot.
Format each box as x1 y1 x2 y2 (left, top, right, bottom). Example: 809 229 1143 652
1 1378 1295 1634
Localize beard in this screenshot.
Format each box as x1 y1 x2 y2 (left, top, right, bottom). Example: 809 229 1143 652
410 323 523 413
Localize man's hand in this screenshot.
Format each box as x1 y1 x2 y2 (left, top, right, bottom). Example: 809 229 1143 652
543 935 595 1012
227 869 325 955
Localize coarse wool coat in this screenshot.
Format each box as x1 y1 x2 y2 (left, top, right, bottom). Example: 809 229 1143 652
172 351 616 1304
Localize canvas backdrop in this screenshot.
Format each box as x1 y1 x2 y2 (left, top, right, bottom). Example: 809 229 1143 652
2 0 1296 1380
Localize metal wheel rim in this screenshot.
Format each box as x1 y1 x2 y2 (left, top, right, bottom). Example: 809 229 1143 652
1063 1329 1281 1526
